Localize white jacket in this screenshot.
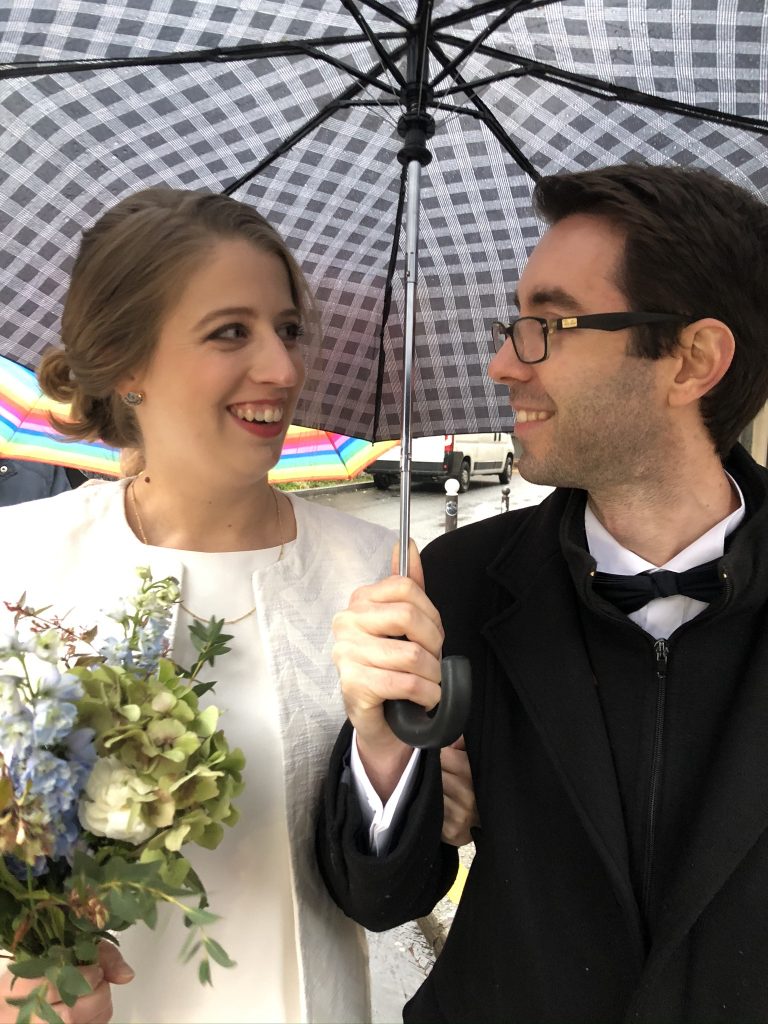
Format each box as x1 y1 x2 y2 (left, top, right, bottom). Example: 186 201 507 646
0 480 397 1023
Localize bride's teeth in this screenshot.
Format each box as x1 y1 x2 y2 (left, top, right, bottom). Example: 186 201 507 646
233 405 283 423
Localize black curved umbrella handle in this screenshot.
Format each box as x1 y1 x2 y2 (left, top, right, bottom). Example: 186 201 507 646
383 655 472 749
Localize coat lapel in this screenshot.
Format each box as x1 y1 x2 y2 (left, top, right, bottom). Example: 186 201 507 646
481 511 643 953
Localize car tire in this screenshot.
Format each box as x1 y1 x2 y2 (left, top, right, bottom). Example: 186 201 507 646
373 473 392 491
456 459 471 493
499 453 513 484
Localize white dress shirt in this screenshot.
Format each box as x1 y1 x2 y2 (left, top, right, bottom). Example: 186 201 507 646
585 474 744 639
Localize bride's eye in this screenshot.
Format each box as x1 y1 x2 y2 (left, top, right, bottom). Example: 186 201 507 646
277 322 305 346
208 323 249 342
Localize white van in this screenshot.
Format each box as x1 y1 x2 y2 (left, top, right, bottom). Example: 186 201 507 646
368 433 517 492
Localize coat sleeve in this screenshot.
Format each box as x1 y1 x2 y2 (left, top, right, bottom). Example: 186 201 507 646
316 720 459 932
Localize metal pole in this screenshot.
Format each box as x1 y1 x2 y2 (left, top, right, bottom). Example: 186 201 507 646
444 477 460 532
398 157 422 578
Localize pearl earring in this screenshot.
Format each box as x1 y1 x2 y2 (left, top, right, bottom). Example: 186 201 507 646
122 391 145 407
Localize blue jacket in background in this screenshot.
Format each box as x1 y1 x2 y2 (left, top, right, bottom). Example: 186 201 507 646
0 459 72 507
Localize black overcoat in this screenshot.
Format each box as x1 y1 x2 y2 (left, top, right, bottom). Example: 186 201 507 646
318 449 768 1023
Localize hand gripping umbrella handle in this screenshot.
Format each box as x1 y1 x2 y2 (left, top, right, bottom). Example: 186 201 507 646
383 655 472 749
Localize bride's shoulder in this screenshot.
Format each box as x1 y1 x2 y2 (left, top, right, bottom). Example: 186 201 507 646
288 490 397 554
0 478 126 541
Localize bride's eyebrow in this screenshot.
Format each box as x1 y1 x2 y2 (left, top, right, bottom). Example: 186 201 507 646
194 306 302 330
194 306 256 329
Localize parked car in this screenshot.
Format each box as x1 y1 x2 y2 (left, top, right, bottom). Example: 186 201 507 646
368 432 518 493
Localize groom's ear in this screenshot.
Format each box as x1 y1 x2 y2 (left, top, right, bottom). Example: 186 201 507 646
667 317 735 408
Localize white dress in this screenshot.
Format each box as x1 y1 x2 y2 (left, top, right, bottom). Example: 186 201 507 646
0 481 398 1024
115 543 304 1023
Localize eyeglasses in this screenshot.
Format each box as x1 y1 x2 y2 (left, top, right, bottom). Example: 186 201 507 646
491 312 693 364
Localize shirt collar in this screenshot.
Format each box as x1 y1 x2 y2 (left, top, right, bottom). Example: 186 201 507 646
584 473 746 575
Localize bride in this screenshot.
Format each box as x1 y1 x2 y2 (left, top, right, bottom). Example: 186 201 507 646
0 188 475 1023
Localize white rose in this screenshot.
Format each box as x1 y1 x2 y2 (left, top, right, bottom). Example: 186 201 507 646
79 756 157 844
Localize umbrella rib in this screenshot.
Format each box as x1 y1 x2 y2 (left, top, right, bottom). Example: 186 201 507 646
431 1 529 90
536 71 768 135
0 37 403 90
354 0 411 30
337 97 498 119
428 39 541 181
222 95 356 194
434 33 768 136
223 40 410 194
338 0 407 87
371 165 407 442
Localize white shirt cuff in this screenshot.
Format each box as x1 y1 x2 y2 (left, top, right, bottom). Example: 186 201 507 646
349 730 422 855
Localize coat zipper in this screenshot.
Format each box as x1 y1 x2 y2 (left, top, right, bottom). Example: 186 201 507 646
641 636 669 921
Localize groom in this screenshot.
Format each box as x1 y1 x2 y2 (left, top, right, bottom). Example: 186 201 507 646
318 162 768 1022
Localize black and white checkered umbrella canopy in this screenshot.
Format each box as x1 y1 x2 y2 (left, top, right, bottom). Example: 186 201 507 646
1 0 767 441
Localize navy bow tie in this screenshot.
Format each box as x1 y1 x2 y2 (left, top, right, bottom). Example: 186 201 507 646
591 557 724 614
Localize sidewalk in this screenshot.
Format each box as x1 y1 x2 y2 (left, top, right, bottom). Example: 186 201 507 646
368 844 474 1021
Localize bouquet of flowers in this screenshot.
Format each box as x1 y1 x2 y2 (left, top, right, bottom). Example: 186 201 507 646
0 568 244 1023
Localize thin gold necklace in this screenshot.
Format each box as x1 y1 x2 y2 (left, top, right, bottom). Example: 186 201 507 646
129 481 284 625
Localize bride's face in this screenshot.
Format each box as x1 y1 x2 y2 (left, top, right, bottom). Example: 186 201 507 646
127 237 306 486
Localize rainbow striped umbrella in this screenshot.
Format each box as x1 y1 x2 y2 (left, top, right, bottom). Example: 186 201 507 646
0 355 121 476
269 427 397 484
2 355 395 483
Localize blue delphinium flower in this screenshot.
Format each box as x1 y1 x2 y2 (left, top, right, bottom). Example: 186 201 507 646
99 569 178 676
99 635 135 669
134 614 171 674
0 667 89 869
16 749 84 862
0 675 33 763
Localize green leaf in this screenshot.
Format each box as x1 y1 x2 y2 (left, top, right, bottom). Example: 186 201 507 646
8 983 62 1024
198 958 212 986
180 939 201 964
106 889 140 924
36 998 64 1024
184 907 219 927
55 965 92 1005
142 899 158 930
9 958 50 979
203 938 236 969
192 680 217 698
73 937 98 964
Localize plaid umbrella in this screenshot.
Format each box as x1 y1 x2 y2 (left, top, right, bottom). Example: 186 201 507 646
3 1 766 442
2 0 767 744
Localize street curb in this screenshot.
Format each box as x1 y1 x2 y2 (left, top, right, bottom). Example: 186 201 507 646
284 479 375 497
417 914 448 955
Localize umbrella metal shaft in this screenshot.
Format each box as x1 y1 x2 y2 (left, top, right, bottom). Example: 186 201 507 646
399 157 422 578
